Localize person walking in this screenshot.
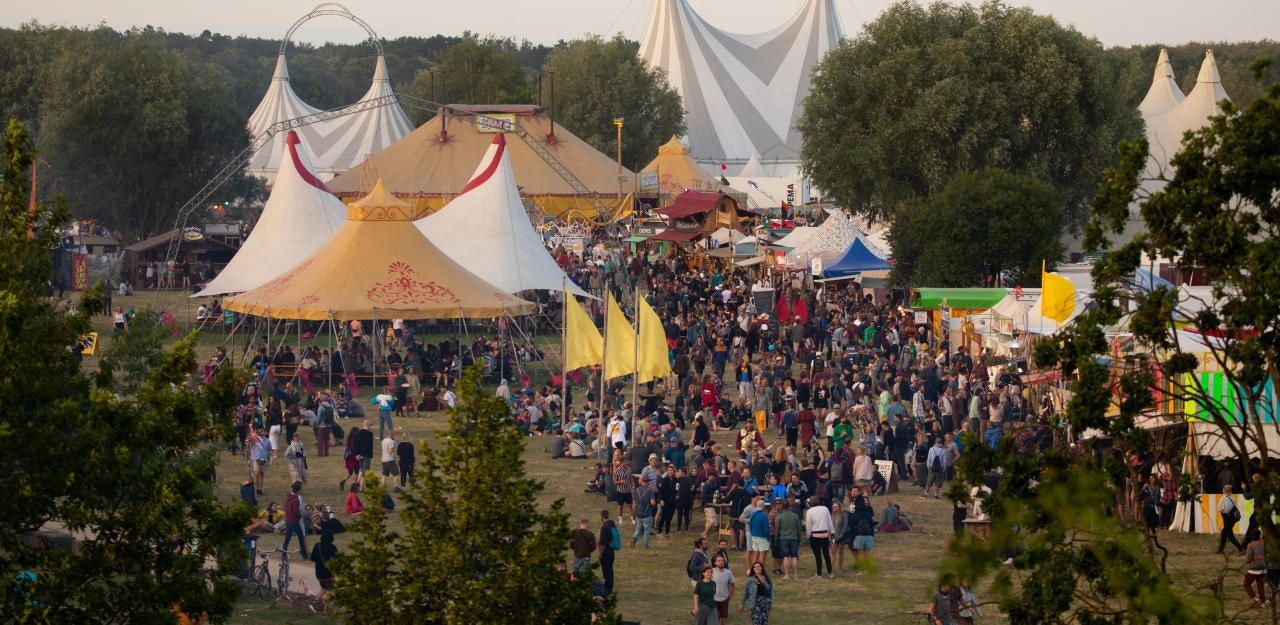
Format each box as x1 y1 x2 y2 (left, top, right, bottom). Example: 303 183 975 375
691 565 719 625
284 433 307 485
632 475 659 550
711 554 736 625
1216 484 1244 554
739 561 774 625
804 496 833 579
773 500 801 580
570 518 597 577
309 530 338 610
929 581 955 625
281 481 307 558
598 510 619 594
687 537 711 587
396 431 416 488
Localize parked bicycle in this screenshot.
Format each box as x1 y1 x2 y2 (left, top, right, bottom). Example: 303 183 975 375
248 550 273 599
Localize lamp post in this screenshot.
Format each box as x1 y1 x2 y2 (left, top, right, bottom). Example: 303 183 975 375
613 118 624 203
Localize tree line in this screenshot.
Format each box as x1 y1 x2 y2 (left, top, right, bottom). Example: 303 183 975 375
0 24 682 241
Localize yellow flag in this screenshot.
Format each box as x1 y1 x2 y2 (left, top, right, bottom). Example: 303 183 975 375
564 292 603 371
603 294 637 380
635 296 672 384
1041 264 1076 323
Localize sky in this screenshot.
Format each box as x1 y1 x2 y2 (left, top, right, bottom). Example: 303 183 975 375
1 0 1276 48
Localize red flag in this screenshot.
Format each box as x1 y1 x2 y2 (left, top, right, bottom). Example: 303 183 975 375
776 296 790 323
720 163 727 171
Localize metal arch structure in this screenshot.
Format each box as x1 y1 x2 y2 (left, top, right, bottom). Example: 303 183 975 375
279 3 384 57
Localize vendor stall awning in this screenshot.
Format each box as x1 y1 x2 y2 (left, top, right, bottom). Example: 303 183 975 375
656 191 723 219
624 235 648 243
648 229 702 242
914 287 1007 309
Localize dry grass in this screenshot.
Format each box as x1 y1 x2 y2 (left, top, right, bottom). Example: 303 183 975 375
75 290 1270 624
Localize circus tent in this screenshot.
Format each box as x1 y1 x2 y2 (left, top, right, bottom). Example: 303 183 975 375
222 179 534 320
639 0 843 172
327 105 633 220
197 131 347 297
246 54 413 182
417 134 590 297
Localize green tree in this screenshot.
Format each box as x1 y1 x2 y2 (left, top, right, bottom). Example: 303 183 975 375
1086 64 1280 567
941 69 1280 624
330 366 616 625
0 119 252 624
539 35 685 171
402 33 531 117
798 0 1140 230
890 167 1064 287
36 26 259 240
96 309 169 396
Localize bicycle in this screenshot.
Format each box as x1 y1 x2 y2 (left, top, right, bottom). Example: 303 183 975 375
274 548 293 598
248 550 273 598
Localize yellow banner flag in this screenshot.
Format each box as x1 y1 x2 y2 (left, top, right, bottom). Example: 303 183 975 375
635 296 672 384
1041 264 1076 324
603 294 636 381
564 292 603 371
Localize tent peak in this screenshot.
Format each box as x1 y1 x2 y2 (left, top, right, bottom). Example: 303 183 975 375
457 133 507 197
1196 49 1222 84
371 54 391 83
350 178 422 221
271 54 290 81
286 130 330 192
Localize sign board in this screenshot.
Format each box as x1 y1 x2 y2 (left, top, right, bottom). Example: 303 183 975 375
913 310 928 325
634 222 660 237
640 172 659 191
476 113 516 133
940 299 951 330
810 257 823 276
181 227 204 241
874 460 899 494
80 332 99 356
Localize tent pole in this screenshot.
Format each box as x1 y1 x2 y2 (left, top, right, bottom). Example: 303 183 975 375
327 312 334 390
631 284 639 446
561 278 569 431
599 292 608 456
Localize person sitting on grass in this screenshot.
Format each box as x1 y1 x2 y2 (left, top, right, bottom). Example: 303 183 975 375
344 483 365 516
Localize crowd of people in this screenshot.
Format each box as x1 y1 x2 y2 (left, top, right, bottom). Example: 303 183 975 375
156 228 1274 621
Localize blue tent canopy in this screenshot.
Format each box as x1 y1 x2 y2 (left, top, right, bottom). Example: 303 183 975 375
822 239 890 278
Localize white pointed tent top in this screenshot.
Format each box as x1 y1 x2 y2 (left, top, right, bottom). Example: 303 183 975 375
1143 49 1232 177
1138 48 1185 117
246 52 413 182
416 133 590 297
738 153 766 178
196 130 346 297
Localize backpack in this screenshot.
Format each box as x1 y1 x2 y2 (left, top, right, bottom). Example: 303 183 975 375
686 552 706 579
930 452 943 473
608 524 622 551
1224 499 1241 523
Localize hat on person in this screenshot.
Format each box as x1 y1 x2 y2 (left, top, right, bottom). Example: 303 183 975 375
648 453 658 461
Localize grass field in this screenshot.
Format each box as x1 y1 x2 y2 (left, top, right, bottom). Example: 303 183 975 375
81 290 1268 624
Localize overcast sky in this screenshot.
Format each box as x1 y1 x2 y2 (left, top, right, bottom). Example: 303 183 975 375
3 0 1276 48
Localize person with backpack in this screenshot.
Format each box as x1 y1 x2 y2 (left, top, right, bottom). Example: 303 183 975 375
1216 484 1244 554
687 537 711 588
598 509 620 594
924 438 948 499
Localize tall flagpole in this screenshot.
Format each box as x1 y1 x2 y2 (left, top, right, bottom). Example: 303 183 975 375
561 277 569 431
599 291 609 456
631 284 640 446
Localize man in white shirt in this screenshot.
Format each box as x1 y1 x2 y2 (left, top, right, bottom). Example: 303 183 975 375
1216 484 1244 554
441 388 457 409
804 497 834 578
381 433 398 483
608 414 628 450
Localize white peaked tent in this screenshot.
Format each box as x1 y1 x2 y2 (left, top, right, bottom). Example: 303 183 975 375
247 55 413 182
197 131 347 297
1143 50 1231 177
639 0 842 170
738 153 767 177
1138 49 1185 118
416 133 590 297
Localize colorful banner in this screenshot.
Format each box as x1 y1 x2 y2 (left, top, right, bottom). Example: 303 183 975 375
71 254 88 290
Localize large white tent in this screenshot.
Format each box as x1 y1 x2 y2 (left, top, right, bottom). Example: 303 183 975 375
639 0 843 173
197 131 347 297
1143 50 1231 179
246 54 413 183
416 133 589 297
